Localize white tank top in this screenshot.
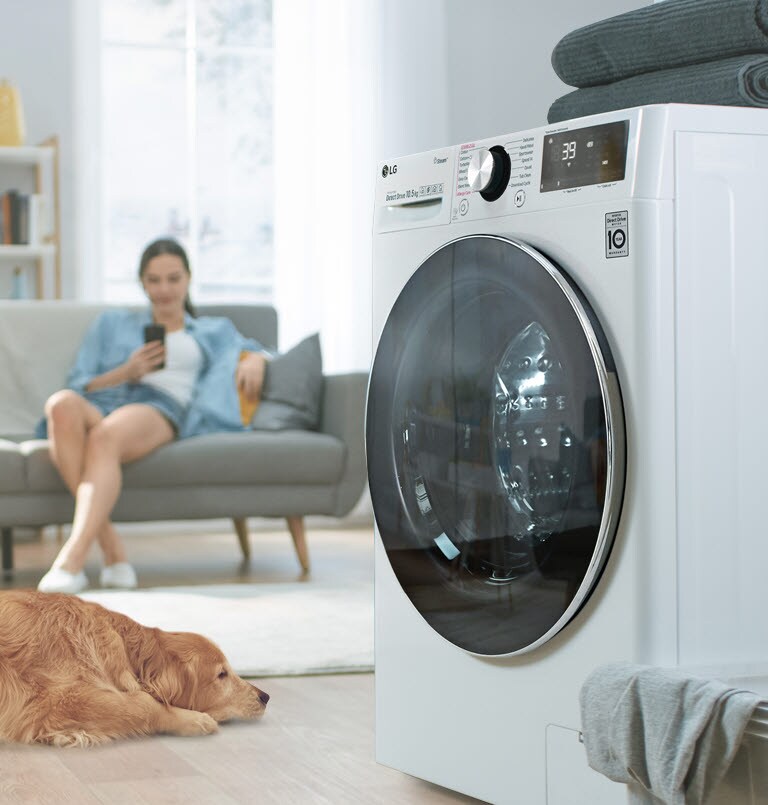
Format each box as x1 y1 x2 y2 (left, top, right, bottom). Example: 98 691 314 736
141 329 203 407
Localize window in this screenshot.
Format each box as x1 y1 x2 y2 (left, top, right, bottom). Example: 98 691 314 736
99 0 272 303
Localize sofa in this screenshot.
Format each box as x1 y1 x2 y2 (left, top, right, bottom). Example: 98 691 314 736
0 301 368 578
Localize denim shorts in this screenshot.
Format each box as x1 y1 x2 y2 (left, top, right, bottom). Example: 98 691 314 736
35 384 186 439
90 384 186 434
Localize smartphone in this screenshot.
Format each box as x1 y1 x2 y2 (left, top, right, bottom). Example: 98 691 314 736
143 323 166 369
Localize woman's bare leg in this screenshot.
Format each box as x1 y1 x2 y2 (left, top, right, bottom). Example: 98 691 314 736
45 391 127 565
51 404 175 574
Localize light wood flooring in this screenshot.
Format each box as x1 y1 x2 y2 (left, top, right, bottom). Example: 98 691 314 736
0 521 482 804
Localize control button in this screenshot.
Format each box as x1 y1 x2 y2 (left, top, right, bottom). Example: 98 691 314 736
467 145 512 203
459 199 469 216
466 146 512 201
467 148 495 193
514 190 526 207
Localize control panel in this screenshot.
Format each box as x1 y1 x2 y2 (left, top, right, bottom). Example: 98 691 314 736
375 108 640 232
451 115 634 222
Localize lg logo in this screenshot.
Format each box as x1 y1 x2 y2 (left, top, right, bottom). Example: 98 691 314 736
382 164 398 178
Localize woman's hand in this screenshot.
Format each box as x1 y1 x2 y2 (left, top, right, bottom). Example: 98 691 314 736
236 351 268 401
123 341 166 382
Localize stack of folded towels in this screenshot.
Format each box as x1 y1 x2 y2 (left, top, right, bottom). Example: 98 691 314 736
549 0 768 123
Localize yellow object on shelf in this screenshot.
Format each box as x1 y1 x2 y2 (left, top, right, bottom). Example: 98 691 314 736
0 80 25 147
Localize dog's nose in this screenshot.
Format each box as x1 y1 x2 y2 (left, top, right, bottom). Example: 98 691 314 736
259 691 270 705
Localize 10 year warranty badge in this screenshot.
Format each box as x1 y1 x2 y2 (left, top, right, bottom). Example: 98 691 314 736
606 211 629 258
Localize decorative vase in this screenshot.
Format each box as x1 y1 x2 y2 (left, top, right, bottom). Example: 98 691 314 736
0 80 25 147
11 266 28 299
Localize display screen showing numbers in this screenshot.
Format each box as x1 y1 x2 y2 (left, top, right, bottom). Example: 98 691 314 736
540 120 629 192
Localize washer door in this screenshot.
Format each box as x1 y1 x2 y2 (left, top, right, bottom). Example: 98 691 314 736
367 235 625 656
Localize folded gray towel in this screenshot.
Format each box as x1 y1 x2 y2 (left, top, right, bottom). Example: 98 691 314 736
580 663 761 805
547 54 768 123
552 0 768 88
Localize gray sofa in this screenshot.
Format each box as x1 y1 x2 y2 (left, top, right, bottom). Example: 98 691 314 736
0 301 367 578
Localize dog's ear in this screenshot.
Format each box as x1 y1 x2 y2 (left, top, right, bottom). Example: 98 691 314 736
140 656 185 706
138 633 199 709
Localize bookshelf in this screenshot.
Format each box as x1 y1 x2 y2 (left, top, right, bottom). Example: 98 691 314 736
0 136 61 299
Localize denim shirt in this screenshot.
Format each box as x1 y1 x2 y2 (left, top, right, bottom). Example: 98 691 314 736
39 308 267 439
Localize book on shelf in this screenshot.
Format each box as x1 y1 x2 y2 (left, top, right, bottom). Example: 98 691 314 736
0 191 10 244
8 189 19 245
0 189 48 246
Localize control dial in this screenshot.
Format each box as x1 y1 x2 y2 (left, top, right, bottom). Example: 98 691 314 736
467 148 495 192
466 145 512 202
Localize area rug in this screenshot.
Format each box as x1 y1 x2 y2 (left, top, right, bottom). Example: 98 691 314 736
79 580 373 678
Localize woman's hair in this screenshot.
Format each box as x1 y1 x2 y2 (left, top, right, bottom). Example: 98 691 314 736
138 238 196 317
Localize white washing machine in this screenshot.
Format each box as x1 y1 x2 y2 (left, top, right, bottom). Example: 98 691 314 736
367 104 768 804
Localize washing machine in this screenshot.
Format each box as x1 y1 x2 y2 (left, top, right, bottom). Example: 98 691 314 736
367 104 768 804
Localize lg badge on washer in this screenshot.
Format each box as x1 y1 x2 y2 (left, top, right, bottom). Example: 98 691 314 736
606 210 629 258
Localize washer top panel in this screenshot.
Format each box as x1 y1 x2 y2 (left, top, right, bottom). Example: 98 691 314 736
375 104 768 234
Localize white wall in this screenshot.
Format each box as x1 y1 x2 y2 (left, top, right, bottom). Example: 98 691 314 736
444 0 648 142
377 0 452 160
378 0 649 160
0 0 651 298
0 0 76 298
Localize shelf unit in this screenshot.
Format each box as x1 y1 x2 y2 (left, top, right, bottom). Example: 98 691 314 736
0 136 61 299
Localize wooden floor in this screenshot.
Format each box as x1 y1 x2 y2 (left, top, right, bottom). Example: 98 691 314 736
0 521 482 804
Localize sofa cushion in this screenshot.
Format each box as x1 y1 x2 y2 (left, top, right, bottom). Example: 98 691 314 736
0 302 105 437
251 334 323 431
0 439 27 493
0 301 281 439
22 431 346 493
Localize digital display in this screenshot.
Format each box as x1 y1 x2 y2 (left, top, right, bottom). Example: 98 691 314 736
540 120 629 192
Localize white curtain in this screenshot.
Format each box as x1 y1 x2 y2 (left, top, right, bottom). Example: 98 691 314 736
273 0 378 373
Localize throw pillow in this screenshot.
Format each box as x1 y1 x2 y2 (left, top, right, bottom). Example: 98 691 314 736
238 350 261 426
251 333 323 430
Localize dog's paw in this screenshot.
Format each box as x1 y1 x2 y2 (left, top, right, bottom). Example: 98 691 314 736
47 730 111 748
173 710 219 737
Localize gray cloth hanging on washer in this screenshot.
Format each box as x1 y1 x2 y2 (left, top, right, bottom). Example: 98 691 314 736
579 663 761 805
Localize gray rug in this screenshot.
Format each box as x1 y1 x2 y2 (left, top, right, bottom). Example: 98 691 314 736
79 580 373 678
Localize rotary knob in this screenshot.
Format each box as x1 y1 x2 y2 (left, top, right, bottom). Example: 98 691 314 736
466 145 512 202
467 148 495 192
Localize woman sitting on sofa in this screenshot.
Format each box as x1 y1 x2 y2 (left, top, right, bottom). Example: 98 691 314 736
36 238 269 594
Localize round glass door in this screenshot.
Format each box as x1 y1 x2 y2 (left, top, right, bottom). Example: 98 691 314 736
367 235 625 656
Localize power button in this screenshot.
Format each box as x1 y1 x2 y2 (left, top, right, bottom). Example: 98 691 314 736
459 199 469 216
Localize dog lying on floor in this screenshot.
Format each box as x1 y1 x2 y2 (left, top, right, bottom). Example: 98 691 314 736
0 590 269 747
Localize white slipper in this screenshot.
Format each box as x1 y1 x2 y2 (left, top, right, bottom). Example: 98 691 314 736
37 567 88 594
99 562 138 589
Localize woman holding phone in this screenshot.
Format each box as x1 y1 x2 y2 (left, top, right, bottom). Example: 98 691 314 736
36 238 269 594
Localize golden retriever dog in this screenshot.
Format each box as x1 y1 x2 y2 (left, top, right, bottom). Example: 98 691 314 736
0 590 269 747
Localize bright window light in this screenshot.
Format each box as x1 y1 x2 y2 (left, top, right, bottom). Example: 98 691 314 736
100 0 273 304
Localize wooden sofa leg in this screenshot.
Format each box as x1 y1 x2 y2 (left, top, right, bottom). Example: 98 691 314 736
286 516 310 573
2 527 13 577
232 518 251 560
